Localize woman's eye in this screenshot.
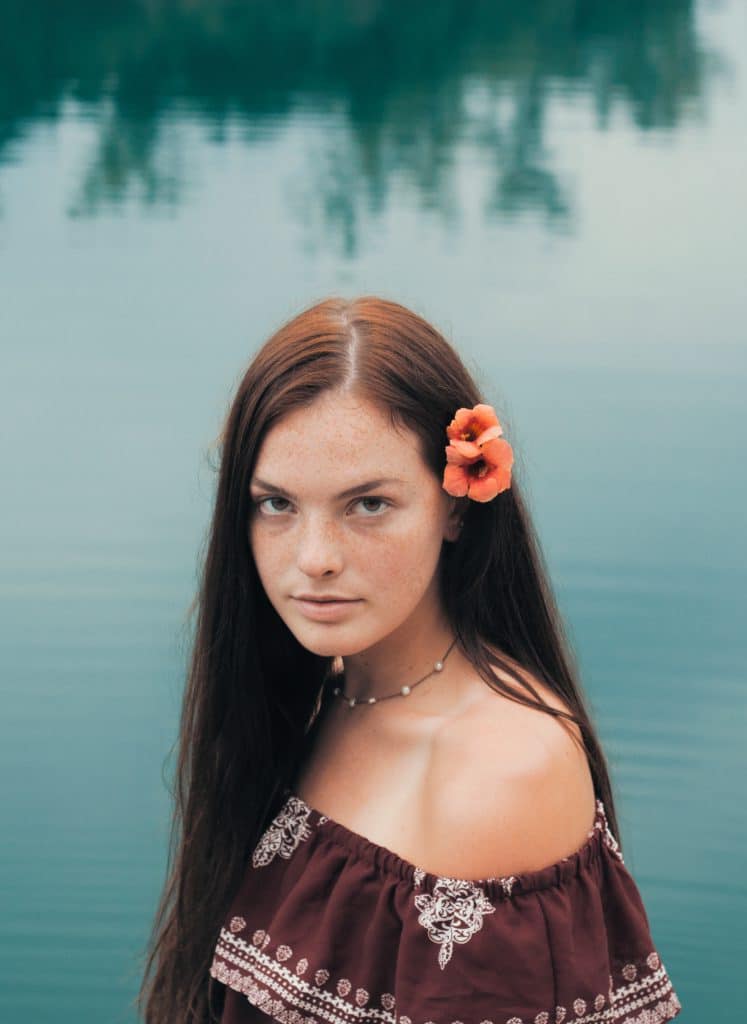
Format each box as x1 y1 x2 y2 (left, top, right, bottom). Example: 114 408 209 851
256 496 291 515
354 496 389 516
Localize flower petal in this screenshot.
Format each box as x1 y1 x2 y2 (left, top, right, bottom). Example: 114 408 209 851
445 407 476 441
472 403 500 428
446 439 482 463
474 423 503 446
444 444 467 466
446 403 500 443
488 463 512 494
480 436 514 471
467 474 500 502
442 464 469 497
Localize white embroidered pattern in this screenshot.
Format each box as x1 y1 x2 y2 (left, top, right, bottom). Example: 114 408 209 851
210 924 681 1024
592 799 625 863
415 867 517 898
252 795 314 868
497 875 517 897
413 877 497 969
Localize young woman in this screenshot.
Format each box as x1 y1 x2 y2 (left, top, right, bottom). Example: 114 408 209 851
137 297 682 1024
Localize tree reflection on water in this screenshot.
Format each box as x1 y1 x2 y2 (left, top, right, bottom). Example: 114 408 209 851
0 0 719 234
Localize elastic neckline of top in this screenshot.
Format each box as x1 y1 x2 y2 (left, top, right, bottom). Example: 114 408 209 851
282 787 612 898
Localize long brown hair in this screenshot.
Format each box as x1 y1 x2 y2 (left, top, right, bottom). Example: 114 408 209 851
136 295 622 1022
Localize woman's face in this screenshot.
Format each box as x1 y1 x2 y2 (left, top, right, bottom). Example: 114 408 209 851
248 391 462 658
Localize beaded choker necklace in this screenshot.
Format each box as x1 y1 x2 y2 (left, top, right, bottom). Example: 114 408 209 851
330 637 458 707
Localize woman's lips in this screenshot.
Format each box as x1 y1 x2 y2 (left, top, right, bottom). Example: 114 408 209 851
293 598 361 620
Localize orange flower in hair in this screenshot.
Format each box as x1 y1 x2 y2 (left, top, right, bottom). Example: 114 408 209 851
442 403 513 502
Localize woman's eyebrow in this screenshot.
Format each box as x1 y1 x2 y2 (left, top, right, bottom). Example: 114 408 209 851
250 477 404 500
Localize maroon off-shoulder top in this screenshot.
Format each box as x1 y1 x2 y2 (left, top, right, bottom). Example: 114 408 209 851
209 788 682 1024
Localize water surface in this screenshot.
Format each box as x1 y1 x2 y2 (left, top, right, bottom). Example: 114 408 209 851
1 2 745 1020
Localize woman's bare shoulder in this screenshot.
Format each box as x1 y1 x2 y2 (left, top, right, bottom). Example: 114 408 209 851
447 652 586 748
424 665 596 878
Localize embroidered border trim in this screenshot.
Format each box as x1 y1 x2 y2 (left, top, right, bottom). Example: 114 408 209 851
210 927 682 1024
211 928 395 1024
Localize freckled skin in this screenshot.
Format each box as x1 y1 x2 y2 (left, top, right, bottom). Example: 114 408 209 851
248 390 464 701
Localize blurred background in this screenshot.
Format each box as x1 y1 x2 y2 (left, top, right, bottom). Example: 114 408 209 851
1 1 745 1020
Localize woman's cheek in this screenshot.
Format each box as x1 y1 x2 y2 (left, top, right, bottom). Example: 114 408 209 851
363 521 438 589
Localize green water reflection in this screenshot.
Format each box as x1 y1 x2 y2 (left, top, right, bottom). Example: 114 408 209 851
0 0 715 231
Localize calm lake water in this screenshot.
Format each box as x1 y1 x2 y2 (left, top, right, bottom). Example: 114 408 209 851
1 2 745 1021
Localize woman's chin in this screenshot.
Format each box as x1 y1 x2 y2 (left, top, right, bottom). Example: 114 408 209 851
295 626 372 660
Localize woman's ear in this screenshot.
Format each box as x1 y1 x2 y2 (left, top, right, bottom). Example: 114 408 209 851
443 496 464 543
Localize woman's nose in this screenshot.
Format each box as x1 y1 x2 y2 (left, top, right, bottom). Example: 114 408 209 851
295 516 344 577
